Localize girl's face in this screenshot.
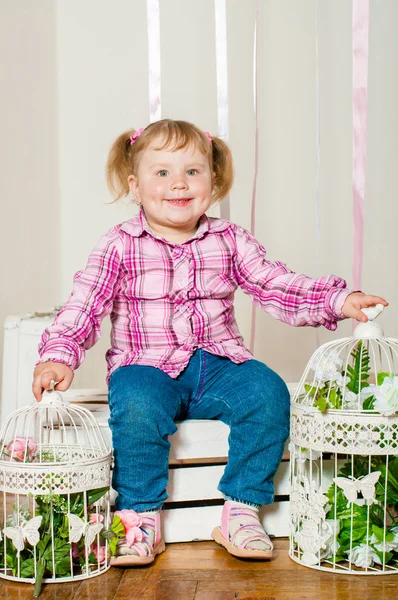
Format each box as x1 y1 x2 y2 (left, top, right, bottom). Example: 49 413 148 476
129 140 213 242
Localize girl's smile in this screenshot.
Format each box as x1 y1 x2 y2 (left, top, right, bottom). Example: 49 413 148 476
164 197 194 206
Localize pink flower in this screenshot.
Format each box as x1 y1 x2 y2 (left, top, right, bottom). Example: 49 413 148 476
89 513 104 525
114 509 144 548
5 437 37 462
90 543 107 564
126 526 144 547
114 509 142 530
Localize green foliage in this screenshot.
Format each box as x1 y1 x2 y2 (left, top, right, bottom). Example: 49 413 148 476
311 342 377 413
306 383 343 413
103 514 126 556
377 372 394 386
323 455 398 568
1 485 112 597
346 341 370 394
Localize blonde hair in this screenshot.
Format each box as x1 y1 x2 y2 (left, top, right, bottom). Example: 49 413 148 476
106 119 234 204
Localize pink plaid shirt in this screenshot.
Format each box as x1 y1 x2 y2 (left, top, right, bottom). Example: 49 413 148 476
38 210 351 381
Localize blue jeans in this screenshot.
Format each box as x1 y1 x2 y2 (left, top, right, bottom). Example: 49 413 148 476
108 350 290 512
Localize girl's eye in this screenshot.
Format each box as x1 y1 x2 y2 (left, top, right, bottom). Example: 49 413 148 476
187 169 198 176
157 170 169 177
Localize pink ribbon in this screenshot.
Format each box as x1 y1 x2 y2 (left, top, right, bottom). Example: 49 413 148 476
215 0 230 220
249 2 259 354
147 0 161 122
352 0 369 293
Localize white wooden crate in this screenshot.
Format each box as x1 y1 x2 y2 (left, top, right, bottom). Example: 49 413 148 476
65 390 295 542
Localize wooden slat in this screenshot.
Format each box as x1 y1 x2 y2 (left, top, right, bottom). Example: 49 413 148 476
166 461 291 503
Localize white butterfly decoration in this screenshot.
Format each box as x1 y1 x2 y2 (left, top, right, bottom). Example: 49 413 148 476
333 471 381 507
3 515 43 554
67 513 103 547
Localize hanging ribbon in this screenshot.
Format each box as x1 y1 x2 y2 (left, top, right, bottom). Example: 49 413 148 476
314 0 321 349
249 2 259 354
147 0 161 122
315 1 321 271
215 0 230 220
352 0 369 292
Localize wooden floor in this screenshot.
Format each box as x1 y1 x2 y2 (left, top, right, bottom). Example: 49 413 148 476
2 538 398 600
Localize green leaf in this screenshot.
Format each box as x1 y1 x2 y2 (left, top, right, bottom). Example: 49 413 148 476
363 395 376 410
52 555 71 576
110 515 125 537
6 552 17 574
389 456 398 476
372 524 385 542
376 464 398 505
314 396 328 412
377 372 394 386
37 535 51 556
374 548 393 565
53 538 71 560
20 557 35 578
329 388 337 408
86 487 110 506
346 341 371 393
109 537 118 556
66 487 109 517
304 384 317 397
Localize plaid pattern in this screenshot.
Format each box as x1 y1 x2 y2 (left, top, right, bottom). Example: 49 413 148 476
38 210 350 381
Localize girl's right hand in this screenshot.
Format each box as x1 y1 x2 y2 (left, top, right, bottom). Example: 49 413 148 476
32 362 74 401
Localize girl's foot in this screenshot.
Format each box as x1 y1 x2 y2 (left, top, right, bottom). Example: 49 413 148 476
211 501 273 559
110 509 165 566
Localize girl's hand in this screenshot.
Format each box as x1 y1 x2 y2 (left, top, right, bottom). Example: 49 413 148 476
32 362 74 401
341 292 389 322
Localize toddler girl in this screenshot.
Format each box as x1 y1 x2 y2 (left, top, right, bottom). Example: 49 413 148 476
32 119 387 565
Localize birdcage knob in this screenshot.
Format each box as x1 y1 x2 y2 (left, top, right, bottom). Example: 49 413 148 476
353 303 385 339
39 380 64 406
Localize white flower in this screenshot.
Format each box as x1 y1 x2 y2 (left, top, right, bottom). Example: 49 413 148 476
346 544 379 568
310 351 343 384
360 385 378 400
373 377 398 415
369 533 398 553
335 374 351 388
342 390 361 410
294 447 322 463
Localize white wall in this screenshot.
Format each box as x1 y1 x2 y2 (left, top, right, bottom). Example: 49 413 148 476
1 0 397 393
0 1 59 387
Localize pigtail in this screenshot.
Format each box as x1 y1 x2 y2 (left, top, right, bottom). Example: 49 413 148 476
211 136 234 204
106 130 136 202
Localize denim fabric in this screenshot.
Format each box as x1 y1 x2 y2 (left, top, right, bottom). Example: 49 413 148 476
108 350 290 512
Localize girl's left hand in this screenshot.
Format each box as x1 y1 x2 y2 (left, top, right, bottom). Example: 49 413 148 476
341 292 389 322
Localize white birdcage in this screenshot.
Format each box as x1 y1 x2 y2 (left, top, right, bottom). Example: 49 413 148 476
0 385 112 596
289 304 398 575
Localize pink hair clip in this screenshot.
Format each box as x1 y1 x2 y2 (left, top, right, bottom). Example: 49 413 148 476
130 128 145 145
204 131 212 144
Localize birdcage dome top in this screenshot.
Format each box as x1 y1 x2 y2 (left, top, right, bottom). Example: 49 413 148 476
292 305 398 414
0 389 111 495
290 305 398 455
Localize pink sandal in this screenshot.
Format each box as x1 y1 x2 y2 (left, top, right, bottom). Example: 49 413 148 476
110 510 165 566
211 502 274 559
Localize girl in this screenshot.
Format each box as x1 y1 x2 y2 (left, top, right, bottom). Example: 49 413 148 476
32 119 387 565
